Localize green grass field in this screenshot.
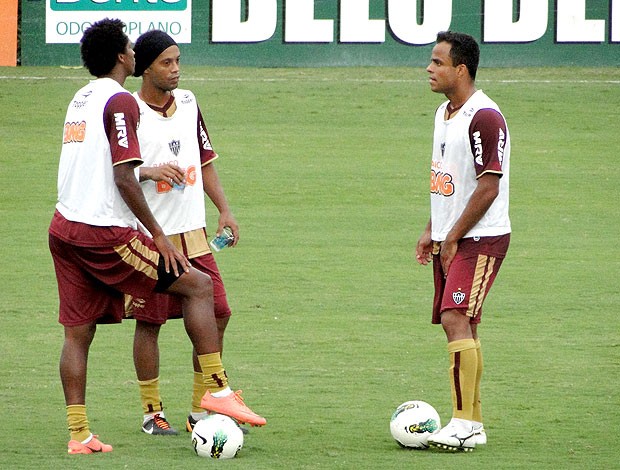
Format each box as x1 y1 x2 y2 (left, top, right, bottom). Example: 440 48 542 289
0 65 618 469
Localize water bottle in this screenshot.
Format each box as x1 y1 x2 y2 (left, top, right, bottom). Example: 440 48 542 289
209 226 234 252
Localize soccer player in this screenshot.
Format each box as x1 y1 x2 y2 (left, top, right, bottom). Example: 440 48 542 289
49 19 264 455
415 31 511 452
126 30 251 436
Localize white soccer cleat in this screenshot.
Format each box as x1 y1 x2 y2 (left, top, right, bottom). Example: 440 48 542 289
472 422 487 445
427 418 477 452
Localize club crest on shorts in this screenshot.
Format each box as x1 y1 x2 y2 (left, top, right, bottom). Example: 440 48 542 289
452 289 466 305
169 139 181 156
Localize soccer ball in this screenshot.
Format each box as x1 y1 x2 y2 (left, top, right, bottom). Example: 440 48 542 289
390 400 441 449
191 414 244 459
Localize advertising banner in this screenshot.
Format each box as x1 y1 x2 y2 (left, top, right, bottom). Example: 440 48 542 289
19 0 620 67
45 0 192 43
0 0 18 66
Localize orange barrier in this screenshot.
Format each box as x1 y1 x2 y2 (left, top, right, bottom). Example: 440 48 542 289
0 0 18 66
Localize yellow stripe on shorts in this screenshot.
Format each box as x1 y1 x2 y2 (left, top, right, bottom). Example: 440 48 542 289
114 237 159 280
467 255 496 318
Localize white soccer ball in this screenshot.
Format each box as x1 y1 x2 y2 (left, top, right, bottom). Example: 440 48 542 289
191 414 244 459
390 400 441 449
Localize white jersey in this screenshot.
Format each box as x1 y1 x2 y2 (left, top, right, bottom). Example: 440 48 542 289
134 89 213 236
56 78 142 228
430 90 511 241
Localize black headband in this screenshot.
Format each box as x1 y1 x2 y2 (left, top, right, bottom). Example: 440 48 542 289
133 30 177 77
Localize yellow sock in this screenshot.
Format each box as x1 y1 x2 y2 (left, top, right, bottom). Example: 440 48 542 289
192 371 208 413
472 338 484 423
197 352 228 393
67 404 90 442
137 376 163 414
448 338 477 421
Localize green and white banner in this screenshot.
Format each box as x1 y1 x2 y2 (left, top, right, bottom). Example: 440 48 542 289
207 0 618 44
20 0 620 66
45 0 192 43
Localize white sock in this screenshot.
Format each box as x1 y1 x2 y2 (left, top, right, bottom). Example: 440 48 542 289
211 387 232 398
190 411 209 420
449 417 474 429
143 411 165 424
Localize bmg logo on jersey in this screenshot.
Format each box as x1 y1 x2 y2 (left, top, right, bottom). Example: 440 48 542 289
63 121 86 144
156 165 197 193
430 169 454 197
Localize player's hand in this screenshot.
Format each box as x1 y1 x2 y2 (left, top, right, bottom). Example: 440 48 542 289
415 232 433 265
142 164 186 187
440 239 458 276
153 233 191 277
217 211 239 247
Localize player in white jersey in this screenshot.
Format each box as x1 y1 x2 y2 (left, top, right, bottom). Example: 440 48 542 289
49 20 264 455
127 30 259 436
415 31 511 452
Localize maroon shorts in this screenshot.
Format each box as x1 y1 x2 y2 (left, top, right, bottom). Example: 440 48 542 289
432 234 510 324
126 252 231 325
49 231 178 327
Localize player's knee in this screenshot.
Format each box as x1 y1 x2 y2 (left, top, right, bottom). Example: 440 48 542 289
166 268 213 300
440 309 471 338
186 269 214 299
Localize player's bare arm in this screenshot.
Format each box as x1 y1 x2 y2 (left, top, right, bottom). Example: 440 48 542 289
416 219 433 265
202 163 239 246
139 163 186 186
441 173 500 274
114 162 190 276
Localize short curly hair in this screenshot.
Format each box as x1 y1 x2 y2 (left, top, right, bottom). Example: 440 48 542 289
436 31 480 80
80 18 129 77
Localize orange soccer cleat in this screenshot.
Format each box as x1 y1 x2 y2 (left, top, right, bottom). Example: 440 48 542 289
200 390 266 427
67 434 113 454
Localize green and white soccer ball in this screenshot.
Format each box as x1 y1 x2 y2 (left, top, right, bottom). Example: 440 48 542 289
191 414 243 459
390 400 441 449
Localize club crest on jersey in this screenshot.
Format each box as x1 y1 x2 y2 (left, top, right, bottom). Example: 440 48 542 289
169 140 181 156
452 290 466 305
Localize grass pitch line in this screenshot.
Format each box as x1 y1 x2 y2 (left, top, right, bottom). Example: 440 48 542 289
1 75 619 85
